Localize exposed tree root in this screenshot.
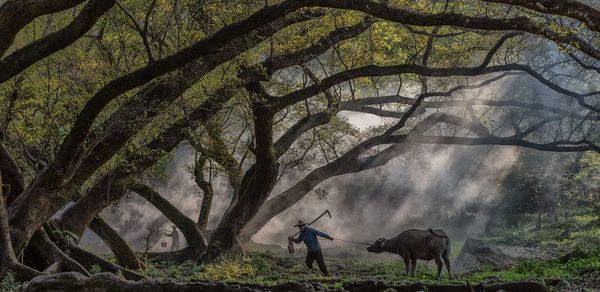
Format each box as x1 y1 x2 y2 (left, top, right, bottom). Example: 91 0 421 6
129 182 207 259
17 273 549 292
145 249 188 261
4 262 46 282
144 234 246 263
68 247 146 281
28 229 90 276
89 216 141 270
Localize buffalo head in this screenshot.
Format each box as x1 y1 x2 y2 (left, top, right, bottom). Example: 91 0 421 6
367 238 386 253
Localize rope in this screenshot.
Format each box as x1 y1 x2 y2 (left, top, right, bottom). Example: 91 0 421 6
333 238 372 246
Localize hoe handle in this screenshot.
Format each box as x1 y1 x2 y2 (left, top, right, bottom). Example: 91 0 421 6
289 209 331 239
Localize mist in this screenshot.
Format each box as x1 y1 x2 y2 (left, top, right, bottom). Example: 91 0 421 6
253 144 519 248
78 140 519 254
78 73 570 254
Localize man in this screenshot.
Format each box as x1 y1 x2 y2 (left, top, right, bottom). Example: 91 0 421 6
289 220 334 276
163 225 180 251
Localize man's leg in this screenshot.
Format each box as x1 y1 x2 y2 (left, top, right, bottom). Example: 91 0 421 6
305 251 315 270
314 250 329 276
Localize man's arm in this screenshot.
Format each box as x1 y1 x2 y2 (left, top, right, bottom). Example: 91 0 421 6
313 228 333 240
164 232 172 237
289 233 303 243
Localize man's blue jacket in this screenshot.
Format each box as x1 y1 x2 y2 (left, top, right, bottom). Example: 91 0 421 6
291 227 333 252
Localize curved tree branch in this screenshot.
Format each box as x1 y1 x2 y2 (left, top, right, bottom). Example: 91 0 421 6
0 0 116 84
0 0 88 57
479 0 600 33
89 216 141 270
55 18 372 246
128 182 207 259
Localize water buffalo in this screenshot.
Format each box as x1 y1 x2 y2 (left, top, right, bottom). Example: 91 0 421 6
367 228 451 279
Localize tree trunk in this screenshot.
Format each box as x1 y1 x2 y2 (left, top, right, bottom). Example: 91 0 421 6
0 170 46 281
194 156 213 233
0 169 12 276
536 180 543 232
7 166 71 256
536 193 542 232
129 182 207 259
89 216 141 270
196 183 213 234
0 142 25 205
203 100 277 261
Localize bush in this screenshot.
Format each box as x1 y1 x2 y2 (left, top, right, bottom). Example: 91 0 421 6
196 256 257 281
89 265 101 275
0 272 19 292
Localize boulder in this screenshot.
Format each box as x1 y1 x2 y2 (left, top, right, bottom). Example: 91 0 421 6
452 238 515 274
453 238 555 274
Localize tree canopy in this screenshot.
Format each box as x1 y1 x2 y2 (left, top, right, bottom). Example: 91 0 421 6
0 0 599 281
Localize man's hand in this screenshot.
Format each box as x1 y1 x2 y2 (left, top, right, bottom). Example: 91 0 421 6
329 237 334 241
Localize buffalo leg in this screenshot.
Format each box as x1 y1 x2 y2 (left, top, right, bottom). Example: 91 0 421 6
402 256 410 276
410 257 417 276
434 255 443 280
442 249 452 278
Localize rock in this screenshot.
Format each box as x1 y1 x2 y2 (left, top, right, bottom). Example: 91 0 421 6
485 275 504 284
452 238 514 274
575 271 600 289
555 279 571 290
546 278 571 290
453 238 553 274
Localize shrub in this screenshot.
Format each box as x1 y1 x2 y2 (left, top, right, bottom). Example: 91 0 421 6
0 272 19 292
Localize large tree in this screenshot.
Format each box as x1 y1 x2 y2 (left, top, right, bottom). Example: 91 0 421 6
0 0 599 280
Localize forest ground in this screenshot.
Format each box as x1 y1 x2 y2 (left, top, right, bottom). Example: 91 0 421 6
3 215 600 291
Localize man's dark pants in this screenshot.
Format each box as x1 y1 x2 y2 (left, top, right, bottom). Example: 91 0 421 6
306 250 328 276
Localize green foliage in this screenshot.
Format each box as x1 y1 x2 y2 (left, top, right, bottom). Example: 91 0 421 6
0 272 19 292
143 260 205 281
470 247 600 283
197 256 258 281
486 214 599 251
571 152 600 216
89 265 102 275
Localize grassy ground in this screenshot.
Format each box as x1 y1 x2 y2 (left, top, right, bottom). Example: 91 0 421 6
139 247 600 287
140 214 600 289
2 215 599 291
